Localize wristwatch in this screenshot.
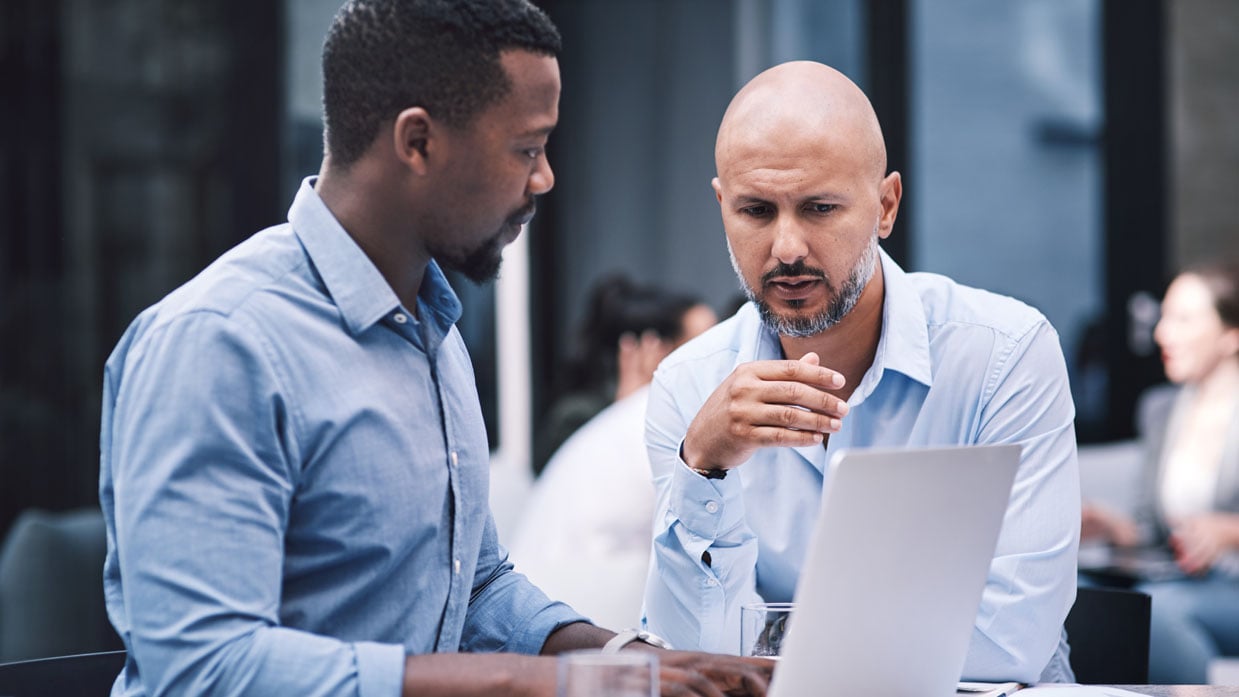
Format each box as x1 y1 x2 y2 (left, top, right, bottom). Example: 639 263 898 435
601 628 674 654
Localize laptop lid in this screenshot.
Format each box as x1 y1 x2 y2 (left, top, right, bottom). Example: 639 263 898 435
769 444 1020 697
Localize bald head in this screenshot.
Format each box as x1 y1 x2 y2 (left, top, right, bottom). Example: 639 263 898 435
715 61 887 183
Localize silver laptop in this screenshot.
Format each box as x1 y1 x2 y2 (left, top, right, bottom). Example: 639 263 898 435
769 444 1020 697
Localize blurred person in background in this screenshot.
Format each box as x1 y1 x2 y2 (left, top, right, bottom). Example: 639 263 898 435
532 274 716 474
1081 260 1239 684
513 276 716 629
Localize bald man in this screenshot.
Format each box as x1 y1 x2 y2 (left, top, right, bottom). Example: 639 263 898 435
641 61 1080 683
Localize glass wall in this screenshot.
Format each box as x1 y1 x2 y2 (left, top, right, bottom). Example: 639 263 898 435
908 0 1106 436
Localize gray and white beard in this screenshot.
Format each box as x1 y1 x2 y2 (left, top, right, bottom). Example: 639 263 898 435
729 234 880 339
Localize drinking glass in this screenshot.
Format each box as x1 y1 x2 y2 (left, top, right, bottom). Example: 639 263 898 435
556 650 658 697
740 602 796 657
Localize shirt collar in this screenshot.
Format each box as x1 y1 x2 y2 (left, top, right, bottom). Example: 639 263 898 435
288 177 462 339
745 247 933 392
870 247 933 389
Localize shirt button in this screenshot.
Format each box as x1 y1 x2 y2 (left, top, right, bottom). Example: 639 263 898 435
450 451 459 468
705 500 720 514
393 312 408 324
706 578 719 587
454 559 462 575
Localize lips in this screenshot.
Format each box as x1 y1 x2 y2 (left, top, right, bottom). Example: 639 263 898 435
510 203 537 228
766 277 823 302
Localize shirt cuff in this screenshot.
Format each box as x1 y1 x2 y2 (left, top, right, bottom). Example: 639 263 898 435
354 641 405 697
668 441 746 540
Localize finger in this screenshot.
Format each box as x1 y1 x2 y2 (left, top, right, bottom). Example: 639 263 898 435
660 667 725 697
761 381 850 418
751 359 845 391
740 668 770 697
753 404 844 434
744 425 827 448
798 351 820 366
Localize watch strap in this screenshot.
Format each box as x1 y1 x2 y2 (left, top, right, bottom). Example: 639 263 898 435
601 628 673 654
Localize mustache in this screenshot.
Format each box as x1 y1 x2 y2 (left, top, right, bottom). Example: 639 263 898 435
761 260 828 286
508 198 539 227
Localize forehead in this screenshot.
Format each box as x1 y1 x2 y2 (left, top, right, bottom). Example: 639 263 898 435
1164 275 1218 316
719 130 872 198
475 50 560 137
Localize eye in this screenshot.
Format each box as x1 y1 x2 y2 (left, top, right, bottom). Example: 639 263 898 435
521 146 545 160
740 204 772 218
808 203 838 215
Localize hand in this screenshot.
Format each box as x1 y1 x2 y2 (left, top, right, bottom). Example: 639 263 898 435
656 650 774 697
1170 513 1239 575
682 352 848 473
1080 502 1139 546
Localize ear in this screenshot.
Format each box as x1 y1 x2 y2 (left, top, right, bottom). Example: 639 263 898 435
392 107 434 175
876 171 902 240
712 177 724 204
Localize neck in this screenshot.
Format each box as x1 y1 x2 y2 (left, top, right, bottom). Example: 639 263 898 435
315 158 430 311
1197 359 1239 402
778 264 885 402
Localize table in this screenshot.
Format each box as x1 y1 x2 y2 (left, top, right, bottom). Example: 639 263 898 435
1112 688 1239 696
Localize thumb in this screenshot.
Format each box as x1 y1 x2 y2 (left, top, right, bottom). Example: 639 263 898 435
798 351 820 366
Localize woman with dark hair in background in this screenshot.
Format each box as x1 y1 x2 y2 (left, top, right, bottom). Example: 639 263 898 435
514 273 716 628
531 273 717 475
1082 260 1239 683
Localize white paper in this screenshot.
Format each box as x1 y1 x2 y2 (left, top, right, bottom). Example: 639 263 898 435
1017 686 1150 697
957 681 1023 696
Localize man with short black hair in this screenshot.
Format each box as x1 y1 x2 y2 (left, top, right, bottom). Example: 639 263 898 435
99 1 772 695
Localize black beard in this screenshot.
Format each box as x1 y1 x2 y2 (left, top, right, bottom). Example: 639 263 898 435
442 233 505 284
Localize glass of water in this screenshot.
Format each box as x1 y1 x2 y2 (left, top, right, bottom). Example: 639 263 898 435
557 650 658 697
740 602 796 658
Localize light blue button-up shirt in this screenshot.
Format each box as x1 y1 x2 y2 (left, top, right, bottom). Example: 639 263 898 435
99 178 584 697
642 249 1080 683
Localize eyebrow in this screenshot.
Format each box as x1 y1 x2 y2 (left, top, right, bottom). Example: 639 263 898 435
518 124 557 140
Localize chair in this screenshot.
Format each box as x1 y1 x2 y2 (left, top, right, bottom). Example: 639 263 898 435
1065 586 1151 684
0 649 125 696
0 508 123 661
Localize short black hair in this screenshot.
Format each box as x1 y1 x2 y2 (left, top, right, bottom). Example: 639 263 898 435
322 0 561 168
566 273 704 393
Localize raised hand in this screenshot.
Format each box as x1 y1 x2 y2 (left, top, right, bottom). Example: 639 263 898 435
682 352 848 475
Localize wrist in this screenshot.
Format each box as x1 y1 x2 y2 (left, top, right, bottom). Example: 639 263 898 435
601 629 673 654
679 441 728 480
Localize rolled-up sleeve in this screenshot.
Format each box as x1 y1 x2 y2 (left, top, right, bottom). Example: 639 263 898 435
458 515 588 654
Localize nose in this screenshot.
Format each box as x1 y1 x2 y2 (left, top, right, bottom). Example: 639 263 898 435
529 152 555 195
770 216 808 265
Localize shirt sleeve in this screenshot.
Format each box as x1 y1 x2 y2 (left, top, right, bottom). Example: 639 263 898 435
963 320 1081 683
641 367 762 654
458 513 589 654
107 312 405 697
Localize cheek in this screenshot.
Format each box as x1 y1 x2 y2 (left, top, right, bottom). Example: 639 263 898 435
724 226 764 262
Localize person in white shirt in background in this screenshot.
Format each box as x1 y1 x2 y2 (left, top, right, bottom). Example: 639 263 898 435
511 277 716 629
1082 261 1239 684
